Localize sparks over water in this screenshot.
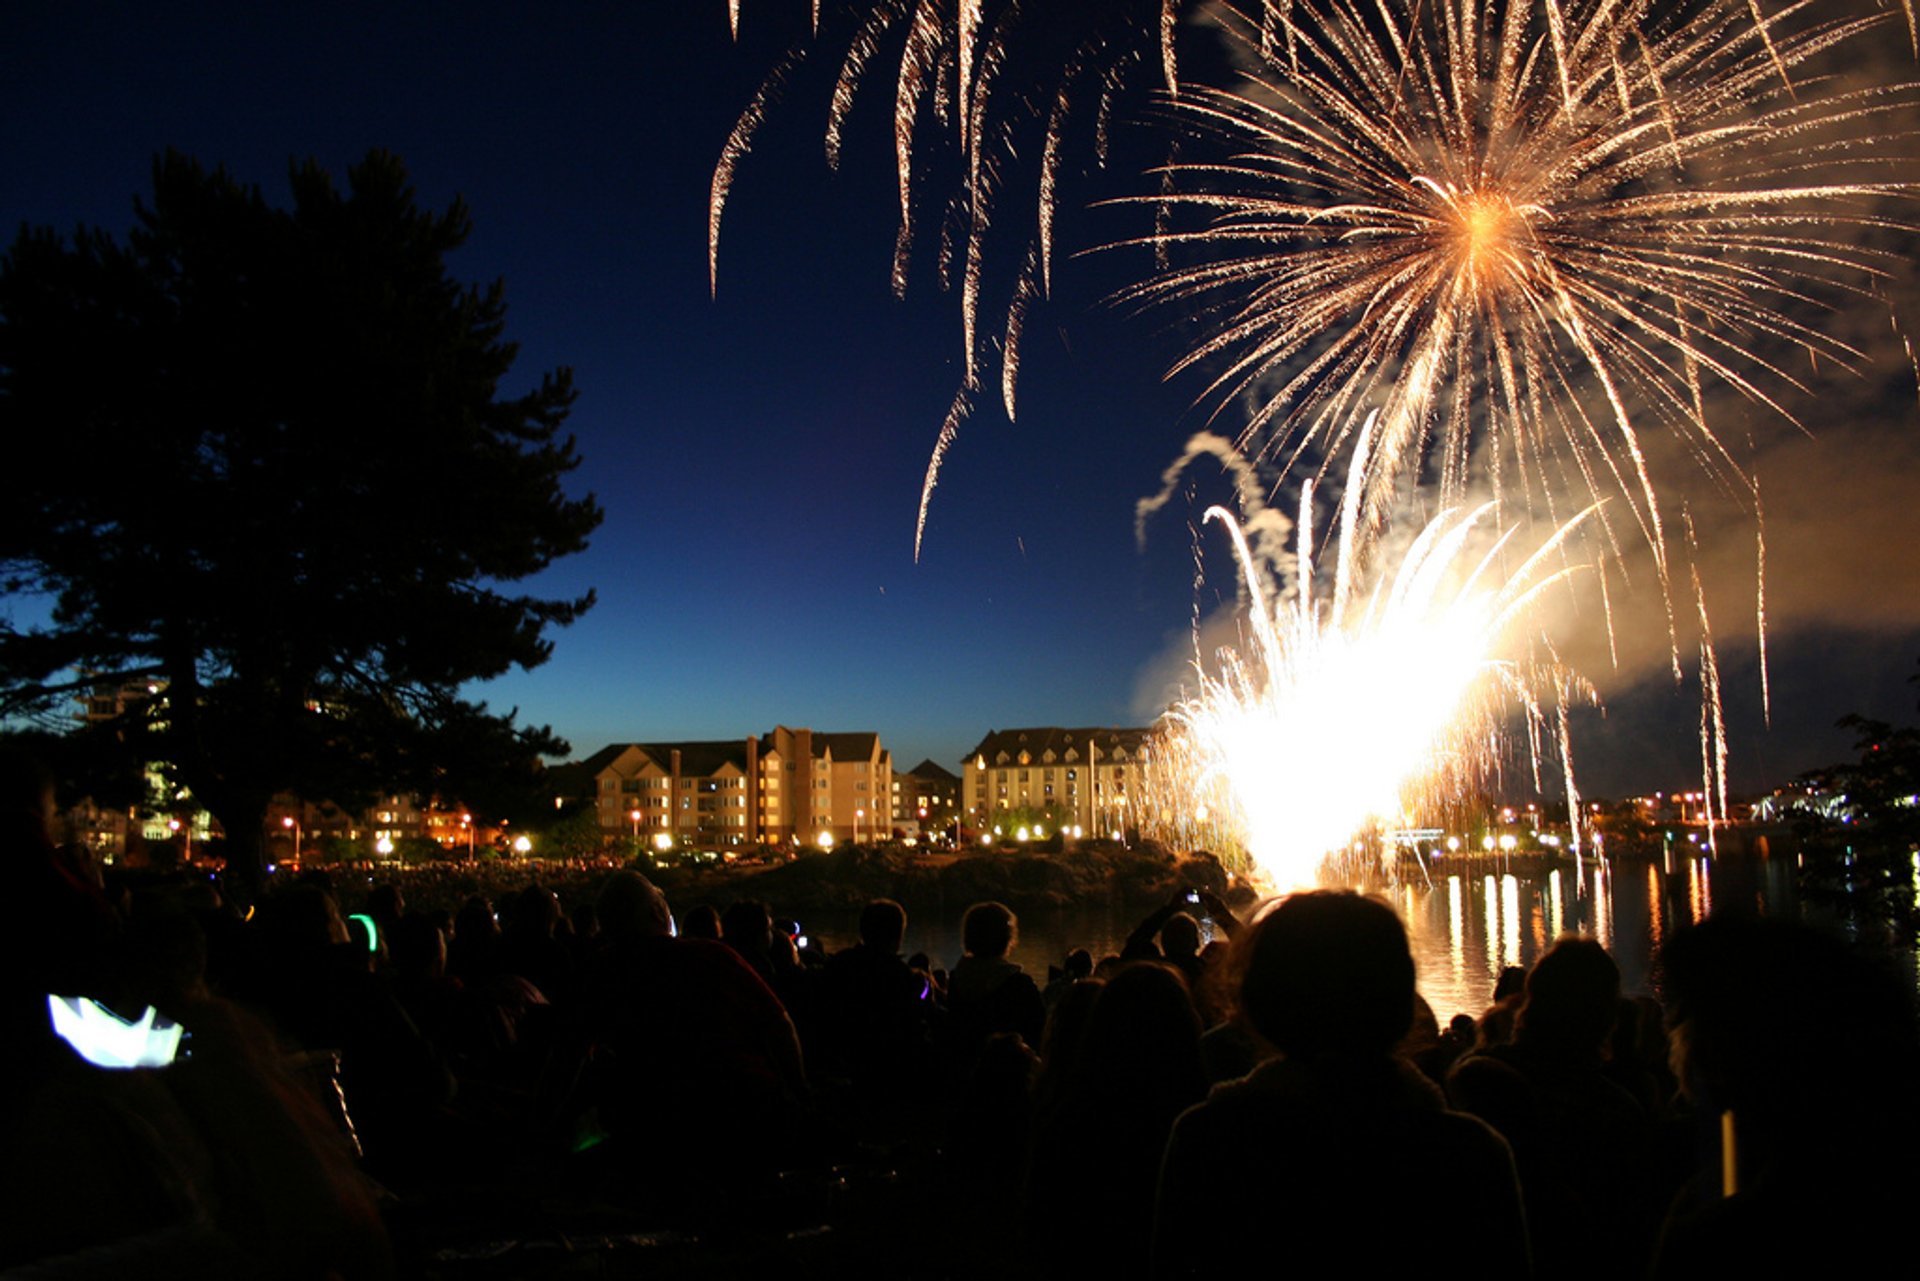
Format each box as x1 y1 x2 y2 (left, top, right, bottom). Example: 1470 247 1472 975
1148 418 1597 890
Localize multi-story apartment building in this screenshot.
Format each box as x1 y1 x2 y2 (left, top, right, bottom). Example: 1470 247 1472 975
962 726 1156 838
891 758 961 835
579 725 892 848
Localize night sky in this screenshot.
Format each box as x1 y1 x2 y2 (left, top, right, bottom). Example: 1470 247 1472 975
6 1 1919 797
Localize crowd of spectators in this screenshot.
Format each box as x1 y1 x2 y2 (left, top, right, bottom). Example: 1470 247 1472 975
6 744 1919 1278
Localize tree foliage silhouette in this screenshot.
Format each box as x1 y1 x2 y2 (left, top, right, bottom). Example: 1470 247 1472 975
1795 704 1920 947
0 150 602 888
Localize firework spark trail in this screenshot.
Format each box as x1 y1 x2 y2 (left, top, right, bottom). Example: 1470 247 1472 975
711 43 810 298
713 2 1199 553
1152 425 1599 888
1685 507 1730 850
1104 0 1919 568
1754 476 1770 725
914 384 975 560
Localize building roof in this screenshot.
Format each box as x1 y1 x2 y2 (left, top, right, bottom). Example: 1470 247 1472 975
547 743 628 798
899 758 960 783
962 727 1156 767
580 740 753 778
812 731 881 761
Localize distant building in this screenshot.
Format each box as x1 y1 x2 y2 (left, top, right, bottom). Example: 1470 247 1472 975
892 758 961 833
579 725 892 848
65 675 214 861
962 726 1155 838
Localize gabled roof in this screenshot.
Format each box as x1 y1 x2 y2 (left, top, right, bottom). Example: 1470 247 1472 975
576 740 752 778
900 758 960 783
812 731 880 761
962 727 1156 767
547 743 629 798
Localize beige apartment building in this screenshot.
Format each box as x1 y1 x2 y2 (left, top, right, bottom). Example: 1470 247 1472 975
582 726 892 848
962 726 1155 838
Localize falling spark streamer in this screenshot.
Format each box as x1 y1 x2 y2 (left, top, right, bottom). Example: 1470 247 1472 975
713 2 1196 554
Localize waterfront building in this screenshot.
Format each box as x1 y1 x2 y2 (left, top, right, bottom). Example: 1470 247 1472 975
961 726 1156 839
892 758 961 836
579 726 892 848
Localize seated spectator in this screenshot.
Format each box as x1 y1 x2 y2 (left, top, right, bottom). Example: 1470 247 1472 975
820 900 932 1098
1028 963 1206 1279
1448 936 1659 1279
945 902 1045 1056
1153 891 1528 1280
576 873 807 1211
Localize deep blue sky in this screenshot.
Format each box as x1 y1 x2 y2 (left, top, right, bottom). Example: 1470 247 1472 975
6 1 1917 795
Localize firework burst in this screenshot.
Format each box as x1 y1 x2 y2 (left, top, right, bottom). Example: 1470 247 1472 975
1148 414 1599 889
1109 0 1920 588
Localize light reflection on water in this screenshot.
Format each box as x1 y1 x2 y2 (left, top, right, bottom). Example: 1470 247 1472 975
1368 852 1795 1020
817 852 1801 1024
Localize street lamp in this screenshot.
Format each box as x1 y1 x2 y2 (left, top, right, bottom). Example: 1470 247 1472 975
281 814 301 863
855 807 864 844
461 813 474 860
629 808 641 840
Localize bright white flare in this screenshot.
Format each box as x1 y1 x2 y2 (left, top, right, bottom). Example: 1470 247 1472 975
1154 442 1595 889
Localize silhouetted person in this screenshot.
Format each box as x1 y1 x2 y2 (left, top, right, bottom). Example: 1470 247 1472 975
1449 936 1656 1279
721 898 777 983
578 872 807 1215
821 900 932 1108
1028 963 1206 1279
681 903 722 941
945 901 1045 1057
1042 947 1093 1010
1652 916 1920 1278
1153 891 1528 1280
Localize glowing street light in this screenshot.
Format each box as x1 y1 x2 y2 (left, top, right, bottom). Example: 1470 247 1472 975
512 835 533 856
281 814 301 863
